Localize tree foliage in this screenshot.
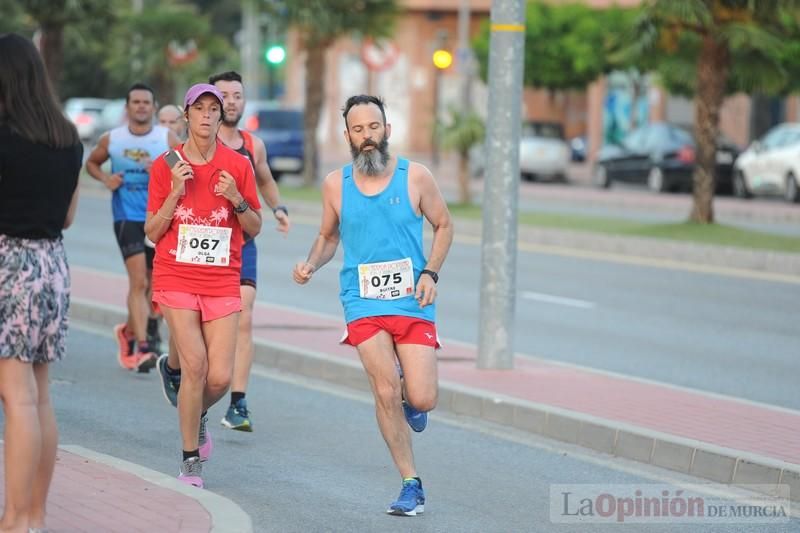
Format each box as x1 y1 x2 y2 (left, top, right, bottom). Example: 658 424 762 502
473 2 639 91
1 0 238 101
276 0 399 185
103 2 233 105
632 1 800 98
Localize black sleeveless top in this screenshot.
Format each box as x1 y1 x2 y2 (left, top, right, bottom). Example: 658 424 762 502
0 124 83 239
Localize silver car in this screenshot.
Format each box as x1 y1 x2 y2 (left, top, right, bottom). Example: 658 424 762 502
64 97 109 142
733 122 800 203
469 121 570 182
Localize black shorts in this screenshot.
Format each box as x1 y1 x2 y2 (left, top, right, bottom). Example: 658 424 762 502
113 220 154 269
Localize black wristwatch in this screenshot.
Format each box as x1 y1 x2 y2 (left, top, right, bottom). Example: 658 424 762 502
420 269 438 284
234 199 250 214
272 205 289 216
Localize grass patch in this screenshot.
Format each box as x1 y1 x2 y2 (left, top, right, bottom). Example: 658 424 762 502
280 186 322 203
282 189 800 254
448 203 800 253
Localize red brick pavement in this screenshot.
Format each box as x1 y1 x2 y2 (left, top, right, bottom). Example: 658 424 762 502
0 444 211 533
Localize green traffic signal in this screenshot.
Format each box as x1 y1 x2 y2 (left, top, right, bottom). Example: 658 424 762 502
265 45 286 65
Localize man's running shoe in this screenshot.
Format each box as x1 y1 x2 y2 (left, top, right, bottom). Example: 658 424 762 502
402 400 428 433
135 351 157 373
156 354 180 407
221 398 253 432
199 415 213 462
113 323 135 369
177 456 203 488
387 478 425 516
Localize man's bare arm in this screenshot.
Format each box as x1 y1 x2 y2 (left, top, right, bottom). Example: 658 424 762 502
293 173 341 283
85 133 123 191
417 165 453 273
252 137 289 233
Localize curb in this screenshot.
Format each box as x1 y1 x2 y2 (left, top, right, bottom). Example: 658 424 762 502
70 299 799 503
61 445 253 533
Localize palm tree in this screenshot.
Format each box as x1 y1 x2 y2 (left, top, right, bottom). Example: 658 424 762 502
631 0 800 223
281 0 399 186
21 0 110 95
439 106 485 205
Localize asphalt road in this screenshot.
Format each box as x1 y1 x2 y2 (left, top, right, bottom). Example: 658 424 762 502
65 190 800 411
16 326 794 532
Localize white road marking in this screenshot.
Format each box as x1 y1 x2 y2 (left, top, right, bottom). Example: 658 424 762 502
522 291 596 309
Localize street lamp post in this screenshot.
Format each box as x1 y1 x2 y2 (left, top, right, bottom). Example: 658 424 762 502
431 48 453 167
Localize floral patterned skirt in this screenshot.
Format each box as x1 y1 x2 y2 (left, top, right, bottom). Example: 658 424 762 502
0 234 70 363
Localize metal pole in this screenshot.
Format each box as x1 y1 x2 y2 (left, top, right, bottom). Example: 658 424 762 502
241 0 260 102
477 0 525 369
432 68 441 167
457 0 473 111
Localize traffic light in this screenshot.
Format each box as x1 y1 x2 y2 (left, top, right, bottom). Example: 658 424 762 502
432 49 453 70
265 44 286 65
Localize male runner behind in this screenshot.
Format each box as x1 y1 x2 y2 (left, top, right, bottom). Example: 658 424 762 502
293 95 453 516
158 104 187 141
86 83 180 371
157 71 290 433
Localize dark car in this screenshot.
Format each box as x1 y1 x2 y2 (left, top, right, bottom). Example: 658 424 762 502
591 122 739 193
247 106 304 181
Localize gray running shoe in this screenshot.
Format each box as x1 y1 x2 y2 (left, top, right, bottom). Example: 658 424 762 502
178 456 203 488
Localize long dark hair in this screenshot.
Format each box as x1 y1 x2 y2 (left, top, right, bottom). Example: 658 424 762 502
0 33 79 148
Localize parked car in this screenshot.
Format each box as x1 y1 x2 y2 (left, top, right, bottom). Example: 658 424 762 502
519 121 570 181
592 122 739 193
64 97 109 142
242 101 304 181
95 98 127 134
468 121 571 182
733 122 800 203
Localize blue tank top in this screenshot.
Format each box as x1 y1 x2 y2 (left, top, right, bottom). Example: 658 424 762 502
339 158 434 324
108 125 170 222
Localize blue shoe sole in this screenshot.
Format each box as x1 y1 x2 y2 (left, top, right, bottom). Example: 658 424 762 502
387 504 424 516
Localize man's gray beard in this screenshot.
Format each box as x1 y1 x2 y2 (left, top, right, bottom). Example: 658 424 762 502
222 110 242 127
351 139 390 176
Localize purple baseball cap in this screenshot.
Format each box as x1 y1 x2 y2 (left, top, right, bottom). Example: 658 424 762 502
183 83 224 110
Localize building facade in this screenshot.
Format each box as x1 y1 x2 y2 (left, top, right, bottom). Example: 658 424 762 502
282 0 798 161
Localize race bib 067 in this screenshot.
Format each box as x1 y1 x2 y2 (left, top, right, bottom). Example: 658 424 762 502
176 224 232 267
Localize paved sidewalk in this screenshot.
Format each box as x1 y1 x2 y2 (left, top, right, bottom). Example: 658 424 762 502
0 442 251 532
70 266 800 504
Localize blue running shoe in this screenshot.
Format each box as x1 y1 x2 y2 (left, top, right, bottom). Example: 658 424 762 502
387 478 425 516
402 400 428 432
221 398 253 432
156 354 180 407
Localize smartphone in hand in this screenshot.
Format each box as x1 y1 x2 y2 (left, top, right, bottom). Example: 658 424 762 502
164 149 184 169
165 150 189 196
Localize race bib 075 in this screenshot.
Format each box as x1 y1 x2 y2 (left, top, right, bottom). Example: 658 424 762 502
358 258 414 300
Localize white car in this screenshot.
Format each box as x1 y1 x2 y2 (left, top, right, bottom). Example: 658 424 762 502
733 122 800 203
468 121 571 182
518 121 570 182
64 97 109 142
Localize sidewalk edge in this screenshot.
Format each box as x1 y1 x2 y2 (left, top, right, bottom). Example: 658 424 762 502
70 299 800 503
61 445 253 533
